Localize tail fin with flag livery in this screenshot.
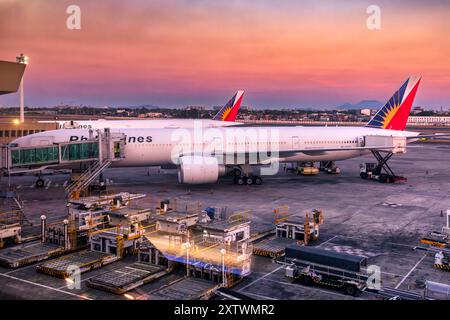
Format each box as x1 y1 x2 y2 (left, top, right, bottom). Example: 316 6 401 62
212 90 244 122
366 76 421 131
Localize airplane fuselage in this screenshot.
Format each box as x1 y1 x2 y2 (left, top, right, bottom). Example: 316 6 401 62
38 119 242 130
12 126 420 167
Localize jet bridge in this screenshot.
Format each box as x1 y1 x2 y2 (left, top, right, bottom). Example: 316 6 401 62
0 129 125 174
0 129 126 197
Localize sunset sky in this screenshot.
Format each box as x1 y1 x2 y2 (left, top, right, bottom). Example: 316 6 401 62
1 0 449 109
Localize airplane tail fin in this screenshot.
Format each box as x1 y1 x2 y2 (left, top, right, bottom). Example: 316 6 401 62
365 76 421 130
212 90 244 122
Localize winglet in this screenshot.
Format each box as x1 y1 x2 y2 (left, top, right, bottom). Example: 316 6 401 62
212 90 244 122
366 76 421 130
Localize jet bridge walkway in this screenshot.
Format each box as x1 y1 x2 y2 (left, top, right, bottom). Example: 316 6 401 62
0 129 126 197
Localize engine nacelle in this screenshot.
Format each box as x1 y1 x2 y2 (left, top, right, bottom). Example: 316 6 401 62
177 156 225 184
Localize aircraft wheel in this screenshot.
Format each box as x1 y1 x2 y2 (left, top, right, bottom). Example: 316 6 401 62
246 177 253 185
300 275 314 286
344 284 360 297
254 177 263 185
35 178 45 188
237 177 245 185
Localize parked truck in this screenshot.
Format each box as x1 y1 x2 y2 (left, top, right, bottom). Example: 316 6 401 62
284 245 369 296
360 163 406 183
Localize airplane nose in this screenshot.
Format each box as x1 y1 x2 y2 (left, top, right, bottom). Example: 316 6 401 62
9 136 27 147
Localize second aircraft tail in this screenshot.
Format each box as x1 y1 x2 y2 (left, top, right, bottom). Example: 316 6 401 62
212 90 244 122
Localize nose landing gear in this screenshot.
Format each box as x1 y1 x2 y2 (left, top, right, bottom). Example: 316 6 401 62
35 173 45 188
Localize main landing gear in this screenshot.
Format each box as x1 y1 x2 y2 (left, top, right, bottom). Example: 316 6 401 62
233 175 263 185
232 165 263 186
35 173 45 188
360 151 407 183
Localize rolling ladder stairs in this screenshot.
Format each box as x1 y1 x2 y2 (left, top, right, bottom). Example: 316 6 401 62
65 160 113 198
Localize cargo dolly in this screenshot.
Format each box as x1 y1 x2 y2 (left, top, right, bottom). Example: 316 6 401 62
87 262 168 294
36 250 119 278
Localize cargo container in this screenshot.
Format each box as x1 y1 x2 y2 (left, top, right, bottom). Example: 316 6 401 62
285 245 367 272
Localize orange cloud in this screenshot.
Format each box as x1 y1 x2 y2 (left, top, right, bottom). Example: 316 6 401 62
0 0 449 107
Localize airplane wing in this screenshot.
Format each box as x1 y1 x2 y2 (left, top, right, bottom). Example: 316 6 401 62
176 133 432 164
407 133 450 140
178 144 418 164
256 145 412 157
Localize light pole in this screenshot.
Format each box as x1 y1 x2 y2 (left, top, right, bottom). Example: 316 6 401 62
16 53 28 123
182 242 191 277
220 248 226 287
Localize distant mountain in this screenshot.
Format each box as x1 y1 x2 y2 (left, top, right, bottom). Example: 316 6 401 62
337 100 382 110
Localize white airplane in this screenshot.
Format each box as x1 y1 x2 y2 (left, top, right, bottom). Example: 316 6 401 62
38 91 244 129
13 76 445 185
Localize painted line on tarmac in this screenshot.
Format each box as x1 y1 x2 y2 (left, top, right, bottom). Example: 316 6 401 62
395 254 427 289
238 265 284 292
56 273 100 290
318 235 338 247
4 263 40 275
0 272 92 300
244 292 277 300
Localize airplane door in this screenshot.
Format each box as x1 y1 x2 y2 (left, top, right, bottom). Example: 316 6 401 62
212 136 226 164
212 136 222 154
358 136 365 147
292 136 300 150
63 121 79 129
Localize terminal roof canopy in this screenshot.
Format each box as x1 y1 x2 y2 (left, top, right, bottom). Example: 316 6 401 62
0 60 26 95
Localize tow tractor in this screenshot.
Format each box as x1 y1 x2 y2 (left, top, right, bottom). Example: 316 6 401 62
287 162 319 176
360 151 407 183
434 251 450 271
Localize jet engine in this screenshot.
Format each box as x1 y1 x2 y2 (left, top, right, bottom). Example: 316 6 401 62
177 155 226 184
